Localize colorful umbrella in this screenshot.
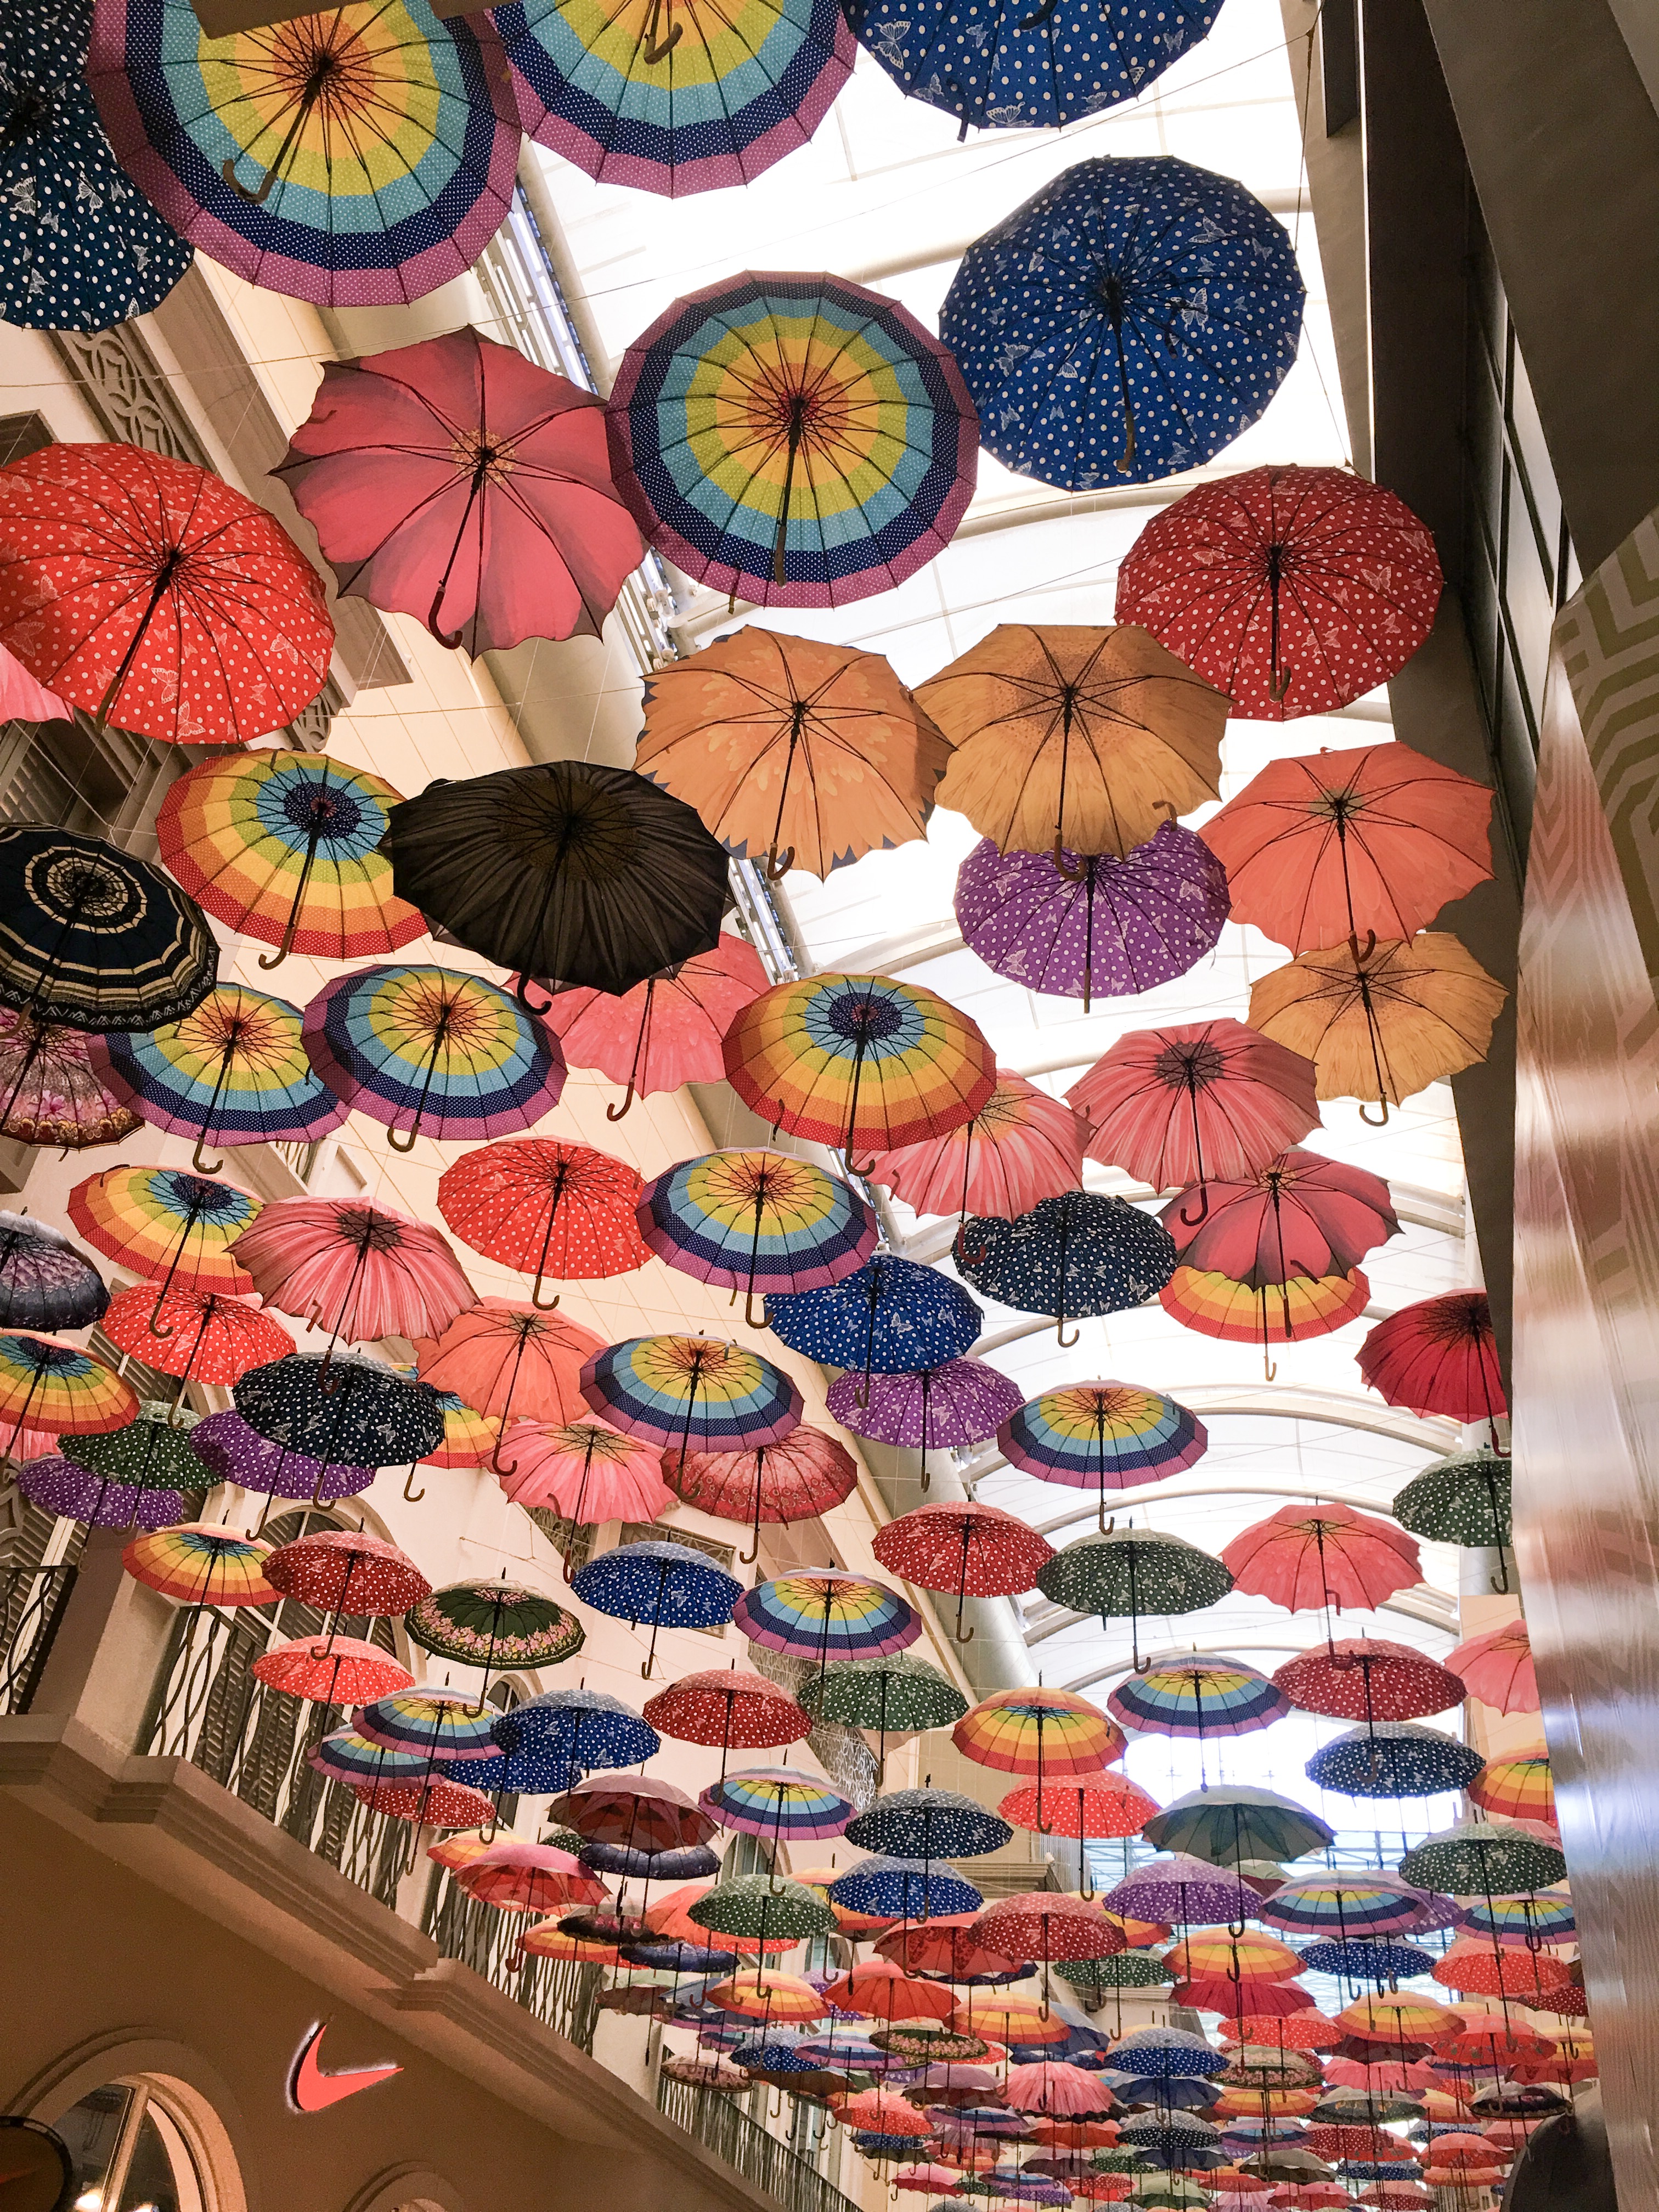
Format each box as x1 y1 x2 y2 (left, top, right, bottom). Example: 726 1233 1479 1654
705 1970 830 2023
1069 1020 1321 1196
405 1577 584 1695
832 1857 983 1922
607 271 977 607
1297 1940 1434 1984
555 1771 713 1854
1161 1150 1397 1291
953 1193 1177 1348
421 1389 502 1471
1305 1724 1485 1800
974 1892 1126 1973
1444 1621 1536 1714
263 1527 431 1616
0 1214 106 1333
234 1351 447 1476
155 751 422 970
725 971 996 1167
847 1787 1013 1862
310 1727 430 1792
639 1148 877 1324
356 1686 500 1764
188 1408 374 1509
1144 1787 1332 1869
88 0 520 308
231 1197 476 1360
733 1568 919 1666
571 1538 743 1676
103 1284 291 1389
1257 1873 1434 1941
302 963 567 1151
1098 1854 1259 1931
1273 1639 1465 1724
489 1686 659 1793
999 1383 1207 1530
939 157 1302 491
251 1634 411 1707
494 1419 671 1529
637 627 950 879
1458 1889 1575 1951
642 1665 809 1758
0 1007 140 1150
1336 1995 1463 2046
70 1166 259 1304
700 1767 856 1843
1361 1293 1505 1429
828 1360 1024 1488
122 1520 275 1607
823 1958 961 2025
770 1254 980 1389
453 1841 608 1916
420 1302 603 1467
19 1452 184 1531
955 830 1229 1013
921 627 1225 862
1468 1753 1554 1826
955 1689 1125 1780
1159 1266 1370 1376
276 325 641 654
802 1652 968 1765
1431 1940 1569 2005
1106 1656 1289 1748
437 1138 647 1310
1036 1530 1232 1667
1392 1447 1511 1559
582 1334 802 1464
1221 1506 1422 1616
0 1332 136 1456
1115 469 1442 722
1166 1930 1302 1987
665 1427 859 1566
1248 935 1508 1121
867 1070 1086 1225
874 1503 1054 1643
535 935 770 1119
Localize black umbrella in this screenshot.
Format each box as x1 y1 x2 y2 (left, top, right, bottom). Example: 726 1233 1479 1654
0 827 218 1032
234 1351 445 1505
380 761 729 998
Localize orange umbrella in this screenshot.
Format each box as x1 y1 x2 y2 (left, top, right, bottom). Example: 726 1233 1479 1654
704 1970 830 2022
921 624 1227 861
1248 932 1506 1123
416 1300 604 1471
868 1069 1087 1223
1338 1993 1463 2044
821 1958 957 2024
1166 1932 1302 1983
519 1921 623 1965
997 1770 1158 1846
949 1992 1071 2046
635 627 951 881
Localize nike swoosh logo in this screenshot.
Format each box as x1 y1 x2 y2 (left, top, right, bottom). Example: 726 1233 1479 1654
287 2021 402 2113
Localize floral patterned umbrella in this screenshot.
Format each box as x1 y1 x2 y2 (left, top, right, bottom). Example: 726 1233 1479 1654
405 1577 585 1700
0 1213 107 1333
0 1007 140 1149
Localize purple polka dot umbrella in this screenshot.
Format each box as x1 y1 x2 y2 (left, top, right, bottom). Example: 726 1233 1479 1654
827 1357 1023 1491
18 1452 185 1530
189 1408 375 1508
953 824 1229 1013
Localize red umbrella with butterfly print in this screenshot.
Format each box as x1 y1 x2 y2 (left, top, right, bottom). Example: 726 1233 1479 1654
1358 1290 1506 1435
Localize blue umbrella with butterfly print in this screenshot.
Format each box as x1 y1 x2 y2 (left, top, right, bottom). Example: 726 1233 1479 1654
952 1191 1176 1348
768 1255 981 1404
940 156 1305 492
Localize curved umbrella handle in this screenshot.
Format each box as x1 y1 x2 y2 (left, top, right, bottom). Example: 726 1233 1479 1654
190 1133 225 1176
605 1078 639 1123
515 973 556 1019
1056 1316 1080 1349
1051 837 1088 883
402 1468 426 1503
743 1289 768 1332
1177 1184 1210 1228
765 843 796 882
1357 1100 1391 1127
530 1277 562 1311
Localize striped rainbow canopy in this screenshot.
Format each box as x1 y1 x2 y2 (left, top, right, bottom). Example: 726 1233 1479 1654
122 1520 276 1607
302 965 567 1149
1160 1265 1370 1344
733 1568 921 1662
699 1765 856 1841
638 1149 877 1314
1000 1381 1207 1493
67 1165 260 1294
1107 1655 1290 1740
581 1334 802 1458
607 273 978 608
951 1686 1124 1777
1469 1752 1555 1826
424 1389 502 1469
0 1331 138 1442
87 0 522 308
155 753 423 969
494 0 853 199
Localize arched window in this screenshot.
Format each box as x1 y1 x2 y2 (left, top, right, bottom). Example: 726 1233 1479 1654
53 2080 208 2212
720 1833 777 1880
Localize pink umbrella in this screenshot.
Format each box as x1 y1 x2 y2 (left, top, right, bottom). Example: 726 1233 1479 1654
275 325 644 655
1445 1620 1537 1712
535 934 771 1120
895 2167 965 2194
1222 1504 1421 1615
1002 2063 1116 2119
1160 1149 1399 1277
866 1069 1086 1222
494 1418 673 1542
0 640 69 724
418 1302 606 1471
229 1198 476 1363
1068 1020 1321 1191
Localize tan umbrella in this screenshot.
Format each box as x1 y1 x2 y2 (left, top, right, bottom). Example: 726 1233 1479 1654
1248 932 1506 1122
919 625 1226 863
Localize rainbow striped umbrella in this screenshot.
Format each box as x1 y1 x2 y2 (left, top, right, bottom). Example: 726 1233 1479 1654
97 983 346 1173
1000 1381 1207 1529
724 972 996 1165
581 1334 802 1463
608 273 977 608
155 752 424 970
69 1166 259 1297
699 1765 856 1841
87 0 521 309
1468 1752 1554 1826
1107 1655 1289 1742
1160 1265 1369 1378
1459 1888 1575 1946
496 0 853 198
0 1331 137 1454
122 1521 276 1607
1257 1871 1434 1940
353 1687 500 1762
734 1568 920 1664
638 1149 877 1326
424 1389 501 1469
302 964 566 1150
953 1688 1125 1778
311 1728 432 1788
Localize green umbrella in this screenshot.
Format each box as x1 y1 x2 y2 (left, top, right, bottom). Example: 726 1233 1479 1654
1034 1527 1232 1667
1056 1952 1172 1991
1131 2181 1207 2209
405 1576 585 1706
1309 2087 1423 2125
1398 1816 1565 1896
1239 2149 1335 2183
687 1871 836 1945
541 1824 586 1854
1392 1446 1511 1549
1142 1783 1333 1867
63 1398 207 1492
1091 2151 1154 2175
800 1650 969 1771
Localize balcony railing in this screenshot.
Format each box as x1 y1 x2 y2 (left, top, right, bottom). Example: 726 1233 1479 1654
654 2074 862 2212
0 1558 77 1715
421 1865 601 2052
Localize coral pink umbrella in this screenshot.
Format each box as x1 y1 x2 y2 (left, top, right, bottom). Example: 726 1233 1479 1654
451 1840 609 1914
970 1891 1125 1969
102 1283 292 1387
866 1069 1086 1222
873 1501 1056 1644
230 1199 476 1366
351 1774 496 1831
831 2090 933 2137
0 640 68 723
251 1634 413 1707
1068 1020 1321 1191
1432 1939 1570 2005
1446 1621 1537 1713
895 2167 967 2194
275 326 644 655
664 1427 860 1565
820 1957 958 2024
997 1770 1159 1856
1222 1504 1421 1617
1358 1291 1506 1432
493 1419 673 1549
1002 2064 1116 2119
418 1301 605 1472
535 934 771 1120
1161 1148 1398 1279
437 1138 648 1310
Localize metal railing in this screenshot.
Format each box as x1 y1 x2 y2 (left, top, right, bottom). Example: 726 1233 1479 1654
421 1865 602 2052
655 2074 862 2212
0 1557 77 1714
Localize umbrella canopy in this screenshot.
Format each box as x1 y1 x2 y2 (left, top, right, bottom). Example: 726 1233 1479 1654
311 1728 430 1791
999 1382 1207 1526
705 1970 830 2023
88 0 520 307
354 1687 501 1763
1431 1940 1570 2005
699 1767 855 1842
1221 1505 1422 1615
556 1774 714 1857
868 1070 1086 1224
232 1197 476 1355
437 1139 648 1313
1305 1724 1485 1801
828 1361 1025 1483
822 1960 960 2025
1166 1931 1302 1988
1298 1940 1435 1984
607 270 977 607
803 1652 968 1746
955 830 1229 1012
690 1871 837 1944
582 1334 802 1463
420 1390 503 1472
497 0 853 196
0 1007 140 1149
1098 1854 1258 1929
19 1452 184 1531
1445 1621 1536 1714
665 1428 859 1562
637 627 950 879
1144 1786 1333 1868
639 1149 877 1321
878 1917 1023 1982
420 1302 603 1456
1110 2028 1229 2081
733 1568 920 1663
303 964 567 1149
155 751 422 970
953 1193 1177 1343
956 1689 1125 1778
922 628 1224 862
122 1521 275 1607
833 1857 984 1922
1274 1639 1465 1724
1036 1530 1232 1666
234 1351 447 1471
1336 1995 1464 2046
874 1504 1054 1641
0 1214 106 1333
1391 1447 1511 1551
276 326 641 656
724 971 996 1165
188 1408 373 1508
571 1541 742 1647
642 1666 809 1752
1197 742 1489 949
535 935 770 1116
1248 936 1508 1116
493 1686 661 1787
770 1254 979 1381
1468 1753 1554 1825
494 1419 671 1526
0 1333 136 1454
103 1285 290 1390
847 1787 1014 1862
939 157 1302 492
1161 1151 1397 1290
1159 1266 1370 1364
251 1634 411 1706
999 1770 1158 1844
383 760 729 998
1257 1873 1434 1940
405 1577 584 1679
1107 1656 1289 1742
70 1166 259 1300
1115 468 1442 722
974 1893 1126 1968
263 1528 430 1615
1069 1020 1321 1195
452 1841 607 1916
1360 1294 1505 1427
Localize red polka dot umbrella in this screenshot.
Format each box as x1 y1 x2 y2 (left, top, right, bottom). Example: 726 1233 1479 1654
1431 1939 1571 2005
251 1634 413 1707
831 2089 933 2137
436 1138 649 1310
1273 1638 1466 1723
1115 465 1441 721
970 1891 1126 1970
1358 1291 1506 1433
262 1528 431 1617
1217 2013 1341 2053
1221 1504 1421 1616
102 1283 292 1388
351 1774 496 1831
664 1427 860 1566
997 1769 1159 1846
872 1501 1055 1645
642 1664 811 1778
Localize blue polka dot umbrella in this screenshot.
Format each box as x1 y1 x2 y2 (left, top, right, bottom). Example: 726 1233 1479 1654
0 0 191 331
769 1255 981 1399
940 156 1305 492
1297 1938 1435 1983
953 1192 1177 1350
459 1685 659 1799
1305 1721 1486 1801
828 1854 984 1921
570 1536 744 1679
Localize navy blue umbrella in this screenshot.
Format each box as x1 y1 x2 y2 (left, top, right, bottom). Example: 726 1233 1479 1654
0 0 191 331
442 1737 574 1801
727 2027 817 2073
1339 2163 1424 2182
845 1786 1013 1860
828 1854 983 1920
570 1538 743 1678
768 1255 981 1401
585 1842 721 1881
492 1686 661 1787
953 1190 1176 1346
1299 1937 1435 1983
1111 2075 1218 2110
940 156 1305 492
621 1938 738 1974
1305 1720 1485 1800
843 0 1222 134
1109 2027 1228 2081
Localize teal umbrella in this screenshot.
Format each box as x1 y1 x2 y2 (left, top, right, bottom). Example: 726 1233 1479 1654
1142 1783 1332 1866
1392 1445 1511 1560
1398 1818 1566 1896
